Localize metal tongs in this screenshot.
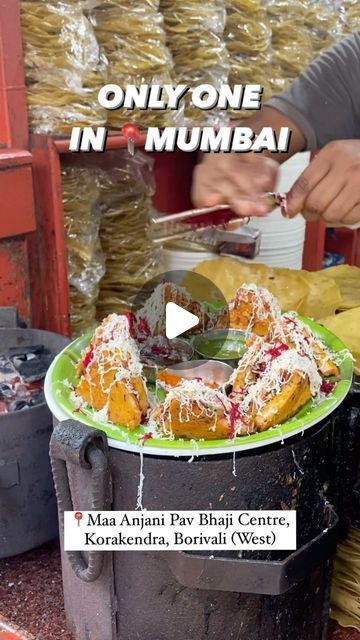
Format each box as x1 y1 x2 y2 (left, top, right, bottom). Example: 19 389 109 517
150 192 287 260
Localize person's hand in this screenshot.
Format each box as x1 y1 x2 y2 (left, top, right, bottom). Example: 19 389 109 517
286 140 360 225
192 152 280 217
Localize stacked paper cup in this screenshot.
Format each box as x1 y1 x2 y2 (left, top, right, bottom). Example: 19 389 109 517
238 152 309 269
162 241 218 272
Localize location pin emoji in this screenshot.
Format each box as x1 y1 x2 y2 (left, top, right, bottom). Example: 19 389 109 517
75 511 83 527
122 123 141 156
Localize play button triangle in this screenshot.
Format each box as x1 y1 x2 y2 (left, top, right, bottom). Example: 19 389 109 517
165 302 200 339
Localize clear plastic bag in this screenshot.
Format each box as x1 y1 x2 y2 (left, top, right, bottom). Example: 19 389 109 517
163 3 226 35
305 0 345 55
86 0 160 8
265 0 313 95
105 72 183 130
26 80 106 135
90 1 176 129
61 166 105 336
229 54 272 110
69 284 100 337
226 5 271 57
343 0 360 35
225 0 271 119
266 0 308 27
20 1 106 134
160 0 229 126
271 24 313 76
96 151 163 318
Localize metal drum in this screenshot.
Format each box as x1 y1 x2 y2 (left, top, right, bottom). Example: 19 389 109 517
49 392 360 640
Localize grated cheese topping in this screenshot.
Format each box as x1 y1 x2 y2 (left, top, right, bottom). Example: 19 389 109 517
75 313 147 420
148 379 240 437
238 349 322 417
70 286 343 438
229 335 267 388
267 313 333 371
87 313 143 379
230 283 282 320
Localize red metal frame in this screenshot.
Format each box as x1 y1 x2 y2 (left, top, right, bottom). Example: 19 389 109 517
30 136 70 334
0 0 29 149
30 133 197 335
302 220 326 271
0 150 35 239
0 0 358 333
0 0 34 324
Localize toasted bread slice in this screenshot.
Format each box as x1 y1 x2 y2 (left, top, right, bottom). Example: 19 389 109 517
131 375 149 414
254 372 311 431
76 363 148 430
76 366 114 411
311 344 339 377
215 285 280 336
108 381 142 429
157 399 230 440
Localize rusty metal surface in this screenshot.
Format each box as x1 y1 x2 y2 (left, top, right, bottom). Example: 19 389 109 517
0 307 19 328
50 422 110 583
51 403 356 639
60 466 116 640
50 420 109 471
115 554 332 640
0 0 37 326
0 154 35 241
167 508 338 595
108 419 336 640
51 419 117 640
50 416 339 639
29 136 70 335
0 238 32 326
112 419 335 537
332 393 360 533
345 381 360 529
0 0 29 149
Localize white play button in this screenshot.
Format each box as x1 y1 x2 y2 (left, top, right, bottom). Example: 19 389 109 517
165 302 200 339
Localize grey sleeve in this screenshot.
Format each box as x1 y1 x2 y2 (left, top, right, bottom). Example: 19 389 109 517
265 32 360 150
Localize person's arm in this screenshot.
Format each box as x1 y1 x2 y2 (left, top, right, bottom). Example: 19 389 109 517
192 33 360 221
266 32 360 151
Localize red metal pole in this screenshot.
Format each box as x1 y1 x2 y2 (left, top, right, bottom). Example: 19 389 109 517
0 0 34 324
0 0 29 148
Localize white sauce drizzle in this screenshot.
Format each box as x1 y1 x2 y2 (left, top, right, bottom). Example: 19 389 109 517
136 448 145 511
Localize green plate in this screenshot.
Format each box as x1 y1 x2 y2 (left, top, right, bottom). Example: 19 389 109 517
45 317 353 457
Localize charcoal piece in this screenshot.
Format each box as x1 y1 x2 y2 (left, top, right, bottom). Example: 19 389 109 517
0 383 15 400
14 383 30 397
30 391 45 406
6 344 45 357
8 399 29 412
0 354 19 382
11 352 53 382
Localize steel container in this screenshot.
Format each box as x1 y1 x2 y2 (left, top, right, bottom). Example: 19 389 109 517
0 328 69 557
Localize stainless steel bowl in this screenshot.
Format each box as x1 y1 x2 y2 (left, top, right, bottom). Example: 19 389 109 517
162 359 233 385
192 328 249 368
140 337 194 384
